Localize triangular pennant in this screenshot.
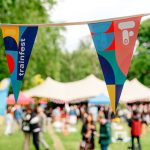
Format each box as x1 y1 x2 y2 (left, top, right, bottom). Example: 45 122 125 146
88 16 141 112
1 26 38 101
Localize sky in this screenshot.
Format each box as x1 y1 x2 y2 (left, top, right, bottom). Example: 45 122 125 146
50 0 150 51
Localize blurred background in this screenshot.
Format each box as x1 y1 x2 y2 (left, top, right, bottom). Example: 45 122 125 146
0 0 150 150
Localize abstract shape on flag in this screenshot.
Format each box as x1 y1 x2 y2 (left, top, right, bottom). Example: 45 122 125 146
88 16 141 112
1 26 38 101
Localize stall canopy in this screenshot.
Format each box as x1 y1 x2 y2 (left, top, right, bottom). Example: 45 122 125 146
24 74 107 103
120 79 150 103
24 75 150 104
88 93 110 105
7 92 34 105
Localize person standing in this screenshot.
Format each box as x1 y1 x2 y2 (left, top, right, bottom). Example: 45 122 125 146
22 106 32 150
14 105 23 129
129 110 142 150
5 107 13 135
69 106 77 125
37 106 50 150
30 106 41 150
45 106 52 125
98 113 111 150
88 105 98 123
80 114 96 150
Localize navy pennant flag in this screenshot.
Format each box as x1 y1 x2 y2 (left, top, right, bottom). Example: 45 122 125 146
1 26 38 101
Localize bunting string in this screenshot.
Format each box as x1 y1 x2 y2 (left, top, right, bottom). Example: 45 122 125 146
0 13 150 27
0 13 150 112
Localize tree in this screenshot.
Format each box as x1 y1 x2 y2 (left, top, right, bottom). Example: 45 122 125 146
59 40 103 82
128 19 150 87
0 0 64 89
0 30 9 79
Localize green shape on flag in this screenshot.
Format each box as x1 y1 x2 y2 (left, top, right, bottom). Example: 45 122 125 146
98 50 126 85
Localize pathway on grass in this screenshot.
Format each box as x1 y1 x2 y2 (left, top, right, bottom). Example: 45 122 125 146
48 123 65 150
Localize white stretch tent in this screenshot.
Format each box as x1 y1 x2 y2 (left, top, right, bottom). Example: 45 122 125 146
24 74 107 103
120 79 150 103
24 75 150 104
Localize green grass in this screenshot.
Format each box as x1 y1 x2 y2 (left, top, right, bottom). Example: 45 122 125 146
56 123 82 150
55 121 150 150
0 122 150 150
0 126 55 150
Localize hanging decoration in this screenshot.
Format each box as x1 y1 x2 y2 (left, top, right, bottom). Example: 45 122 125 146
0 13 149 105
1 26 38 101
88 16 141 112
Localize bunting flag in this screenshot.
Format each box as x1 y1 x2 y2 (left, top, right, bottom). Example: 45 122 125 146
1 26 38 101
88 16 141 112
0 14 149 107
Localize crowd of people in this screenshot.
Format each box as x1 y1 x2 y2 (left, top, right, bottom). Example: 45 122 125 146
3 102 150 150
79 103 150 150
80 105 112 150
5 104 50 150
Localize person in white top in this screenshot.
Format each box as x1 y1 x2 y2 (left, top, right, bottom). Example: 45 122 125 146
5 107 13 135
37 106 50 150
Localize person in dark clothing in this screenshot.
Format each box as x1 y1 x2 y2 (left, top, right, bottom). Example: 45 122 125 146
98 112 111 150
30 107 41 150
22 106 32 150
128 110 142 150
45 106 52 125
80 114 96 150
22 105 41 150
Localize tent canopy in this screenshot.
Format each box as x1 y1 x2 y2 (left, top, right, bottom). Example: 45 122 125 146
120 79 150 103
24 75 150 104
88 93 110 105
7 92 34 105
24 74 107 103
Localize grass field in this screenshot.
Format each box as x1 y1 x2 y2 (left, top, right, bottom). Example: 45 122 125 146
56 122 150 150
0 122 150 150
0 125 55 150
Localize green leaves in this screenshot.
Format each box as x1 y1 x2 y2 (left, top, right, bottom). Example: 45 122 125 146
0 29 9 80
128 19 150 87
0 0 64 89
59 47 103 82
138 19 150 46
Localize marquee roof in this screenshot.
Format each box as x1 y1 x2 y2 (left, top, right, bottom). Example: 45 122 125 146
24 74 107 103
24 75 150 104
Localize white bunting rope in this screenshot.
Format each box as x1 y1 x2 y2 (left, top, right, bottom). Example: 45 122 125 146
0 13 150 27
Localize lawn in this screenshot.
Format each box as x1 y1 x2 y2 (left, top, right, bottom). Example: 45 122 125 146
0 125 55 150
56 121 150 150
0 121 150 150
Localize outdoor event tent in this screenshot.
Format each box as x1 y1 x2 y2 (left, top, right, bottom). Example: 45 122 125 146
24 75 150 104
24 74 107 103
120 79 150 103
88 93 110 105
7 92 34 105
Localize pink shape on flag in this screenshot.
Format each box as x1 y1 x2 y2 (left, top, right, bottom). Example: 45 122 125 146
114 16 141 76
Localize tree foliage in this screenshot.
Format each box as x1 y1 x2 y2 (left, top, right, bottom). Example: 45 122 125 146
128 19 150 87
0 0 64 89
59 47 103 82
